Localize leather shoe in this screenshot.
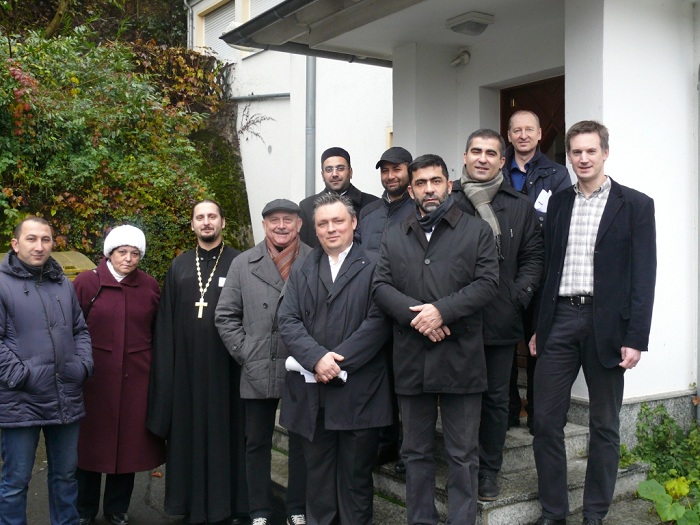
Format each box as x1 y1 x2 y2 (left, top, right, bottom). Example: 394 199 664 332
394 458 406 474
536 517 567 525
478 475 499 501
582 520 603 524
106 513 129 525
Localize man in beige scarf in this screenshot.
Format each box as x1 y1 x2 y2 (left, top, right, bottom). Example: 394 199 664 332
452 129 544 502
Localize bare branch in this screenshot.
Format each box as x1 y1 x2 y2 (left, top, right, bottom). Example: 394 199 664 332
45 0 70 38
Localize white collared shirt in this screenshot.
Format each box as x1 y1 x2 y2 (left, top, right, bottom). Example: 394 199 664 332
328 243 353 282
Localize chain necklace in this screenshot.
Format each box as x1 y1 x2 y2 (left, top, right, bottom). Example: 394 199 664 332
194 242 224 319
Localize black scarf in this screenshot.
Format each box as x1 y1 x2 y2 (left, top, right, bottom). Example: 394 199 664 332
416 194 454 232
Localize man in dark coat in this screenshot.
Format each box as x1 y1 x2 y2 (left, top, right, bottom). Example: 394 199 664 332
358 146 414 472
529 121 656 525
215 199 311 525
147 200 247 525
0 217 93 525
373 154 499 525
278 193 391 525
298 146 378 247
451 129 543 501
504 109 571 432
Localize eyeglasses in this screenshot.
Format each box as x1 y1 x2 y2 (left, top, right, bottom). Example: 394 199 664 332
323 165 348 174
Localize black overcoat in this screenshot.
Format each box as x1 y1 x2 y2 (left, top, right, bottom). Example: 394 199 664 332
452 180 544 345
372 203 499 395
278 244 392 441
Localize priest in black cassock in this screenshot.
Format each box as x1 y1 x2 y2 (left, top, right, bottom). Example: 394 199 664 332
147 199 247 525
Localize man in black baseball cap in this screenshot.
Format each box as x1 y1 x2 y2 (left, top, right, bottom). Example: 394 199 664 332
358 146 414 474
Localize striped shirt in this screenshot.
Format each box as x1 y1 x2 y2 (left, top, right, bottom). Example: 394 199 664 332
558 177 611 296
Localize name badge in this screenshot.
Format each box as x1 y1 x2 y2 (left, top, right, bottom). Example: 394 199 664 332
219 277 226 287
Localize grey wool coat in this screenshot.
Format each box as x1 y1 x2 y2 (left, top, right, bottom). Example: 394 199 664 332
215 240 312 399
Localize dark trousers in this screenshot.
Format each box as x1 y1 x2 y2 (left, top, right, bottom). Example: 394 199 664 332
302 411 378 525
76 469 135 518
244 398 306 519
399 393 481 525
533 301 624 520
509 302 537 422
479 344 517 476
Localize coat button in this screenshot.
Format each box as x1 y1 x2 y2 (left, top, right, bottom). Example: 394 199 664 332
263 303 268 308
424 259 431 265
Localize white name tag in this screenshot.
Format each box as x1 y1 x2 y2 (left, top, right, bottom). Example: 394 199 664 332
534 189 552 213
218 277 226 287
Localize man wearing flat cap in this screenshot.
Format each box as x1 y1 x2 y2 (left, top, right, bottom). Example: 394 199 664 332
216 199 311 525
299 147 378 248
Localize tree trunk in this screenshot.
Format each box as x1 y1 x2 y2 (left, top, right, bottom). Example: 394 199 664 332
45 0 71 38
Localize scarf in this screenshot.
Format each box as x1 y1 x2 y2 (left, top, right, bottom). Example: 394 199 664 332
416 194 454 232
266 235 301 281
460 167 505 260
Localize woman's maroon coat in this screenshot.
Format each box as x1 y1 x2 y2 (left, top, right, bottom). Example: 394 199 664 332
73 258 165 473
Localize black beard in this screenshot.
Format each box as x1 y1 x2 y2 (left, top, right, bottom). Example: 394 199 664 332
198 232 219 243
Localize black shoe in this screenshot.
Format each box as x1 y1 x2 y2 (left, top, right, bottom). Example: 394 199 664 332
477 475 499 501
79 519 94 525
536 517 567 525
394 458 406 474
106 514 129 525
582 520 603 525
376 444 400 465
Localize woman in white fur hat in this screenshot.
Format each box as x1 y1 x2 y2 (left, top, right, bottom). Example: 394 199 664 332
72 225 165 525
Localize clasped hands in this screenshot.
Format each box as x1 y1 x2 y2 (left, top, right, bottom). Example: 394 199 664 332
410 303 450 342
314 351 344 383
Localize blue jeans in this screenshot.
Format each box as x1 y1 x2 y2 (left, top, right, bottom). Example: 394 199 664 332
0 422 80 525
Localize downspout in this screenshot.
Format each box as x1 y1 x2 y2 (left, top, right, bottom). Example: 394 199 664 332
697 61 700 422
305 56 317 197
183 0 194 50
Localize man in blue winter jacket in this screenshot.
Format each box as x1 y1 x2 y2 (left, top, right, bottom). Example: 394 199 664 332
0 217 93 525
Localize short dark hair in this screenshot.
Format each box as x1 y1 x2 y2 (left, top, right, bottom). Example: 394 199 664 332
565 120 609 152
508 110 541 130
408 154 449 182
312 193 355 223
465 129 506 158
14 217 51 240
191 199 224 220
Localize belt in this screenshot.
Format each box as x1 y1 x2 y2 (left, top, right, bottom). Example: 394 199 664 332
559 295 594 306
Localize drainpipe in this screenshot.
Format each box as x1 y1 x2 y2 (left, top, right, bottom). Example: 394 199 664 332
183 0 194 50
305 56 317 197
697 62 700 422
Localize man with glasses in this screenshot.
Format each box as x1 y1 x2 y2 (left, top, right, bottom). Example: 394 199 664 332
298 147 378 248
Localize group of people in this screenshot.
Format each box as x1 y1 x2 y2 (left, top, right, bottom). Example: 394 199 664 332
0 112 656 525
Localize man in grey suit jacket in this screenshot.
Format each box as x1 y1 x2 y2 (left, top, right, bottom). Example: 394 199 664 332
529 121 657 525
216 199 312 525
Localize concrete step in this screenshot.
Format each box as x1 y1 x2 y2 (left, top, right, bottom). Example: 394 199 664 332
567 496 659 525
274 413 590 475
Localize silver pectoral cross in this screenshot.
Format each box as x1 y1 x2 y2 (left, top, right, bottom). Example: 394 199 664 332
195 299 208 319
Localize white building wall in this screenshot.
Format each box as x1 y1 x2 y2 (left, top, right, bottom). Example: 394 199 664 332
565 0 697 400
190 0 393 243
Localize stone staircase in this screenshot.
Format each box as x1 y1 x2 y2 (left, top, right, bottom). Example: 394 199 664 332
271 411 656 524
